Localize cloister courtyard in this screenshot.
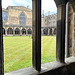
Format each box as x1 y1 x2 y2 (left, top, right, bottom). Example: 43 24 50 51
4 36 56 73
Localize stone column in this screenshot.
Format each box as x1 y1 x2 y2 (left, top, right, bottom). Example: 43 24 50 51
20 28 22 36
13 27 15 36
52 28 54 35
5 27 7 36
26 29 28 36
52 28 53 35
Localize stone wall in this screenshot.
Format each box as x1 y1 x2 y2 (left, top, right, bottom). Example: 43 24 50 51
2 6 57 28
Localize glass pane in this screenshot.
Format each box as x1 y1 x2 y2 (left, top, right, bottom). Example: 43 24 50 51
2 0 32 73
41 0 57 64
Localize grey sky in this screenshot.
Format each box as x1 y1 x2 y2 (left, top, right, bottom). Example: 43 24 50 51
2 0 57 14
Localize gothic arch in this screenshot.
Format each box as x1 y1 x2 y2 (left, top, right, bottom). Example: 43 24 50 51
7 28 13 34
53 28 56 35
27 28 32 34
22 28 26 34
15 28 20 34
43 28 48 35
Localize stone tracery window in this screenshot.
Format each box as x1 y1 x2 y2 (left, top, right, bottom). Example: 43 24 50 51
2 11 7 21
53 21 55 26
19 12 25 26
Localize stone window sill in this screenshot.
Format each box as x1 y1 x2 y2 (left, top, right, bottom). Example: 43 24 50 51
5 56 75 75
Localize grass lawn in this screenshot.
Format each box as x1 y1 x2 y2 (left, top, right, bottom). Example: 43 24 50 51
4 36 56 73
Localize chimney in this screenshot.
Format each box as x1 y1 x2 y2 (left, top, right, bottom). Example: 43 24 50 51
42 10 44 18
27 5 29 9
48 11 50 16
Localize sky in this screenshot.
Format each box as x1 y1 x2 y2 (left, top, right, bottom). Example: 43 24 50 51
2 0 57 15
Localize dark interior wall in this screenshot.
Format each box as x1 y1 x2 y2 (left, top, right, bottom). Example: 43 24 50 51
39 62 75 75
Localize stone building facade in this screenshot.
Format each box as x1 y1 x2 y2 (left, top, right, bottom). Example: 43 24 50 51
2 6 57 36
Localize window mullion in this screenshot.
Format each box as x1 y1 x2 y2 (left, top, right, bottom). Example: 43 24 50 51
0 0 4 74
32 0 41 72
56 4 66 63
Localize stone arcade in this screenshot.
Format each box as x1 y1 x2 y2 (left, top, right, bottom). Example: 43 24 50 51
2 6 57 36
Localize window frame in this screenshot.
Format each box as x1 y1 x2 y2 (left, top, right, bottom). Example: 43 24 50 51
0 0 69 74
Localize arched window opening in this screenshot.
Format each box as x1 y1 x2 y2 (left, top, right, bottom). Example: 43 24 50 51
27 29 32 34
22 28 26 34
7 28 13 34
19 12 25 26
53 28 56 35
3 28 5 35
50 29 52 35
43 29 48 35
15 28 20 34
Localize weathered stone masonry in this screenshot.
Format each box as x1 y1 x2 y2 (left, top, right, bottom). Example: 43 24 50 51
2 6 57 36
